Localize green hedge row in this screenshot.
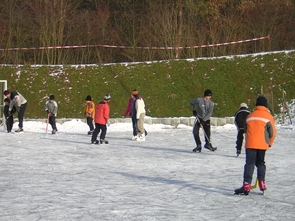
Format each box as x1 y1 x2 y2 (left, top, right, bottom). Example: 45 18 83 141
1 51 295 118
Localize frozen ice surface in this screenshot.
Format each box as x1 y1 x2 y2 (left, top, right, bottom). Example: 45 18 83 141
0 120 295 220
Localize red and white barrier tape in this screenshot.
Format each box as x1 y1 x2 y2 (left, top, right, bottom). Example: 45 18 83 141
0 35 270 51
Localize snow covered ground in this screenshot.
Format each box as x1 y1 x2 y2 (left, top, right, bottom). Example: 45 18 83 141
1 119 295 221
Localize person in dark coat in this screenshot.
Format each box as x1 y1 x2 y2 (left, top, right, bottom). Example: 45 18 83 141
3 98 16 133
234 103 251 156
190 89 216 152
3 90 27 133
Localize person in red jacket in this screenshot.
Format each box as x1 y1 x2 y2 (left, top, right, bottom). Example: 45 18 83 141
235 96 276 195
91 94 111 144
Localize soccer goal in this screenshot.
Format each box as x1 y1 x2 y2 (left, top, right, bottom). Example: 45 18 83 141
0 80 8 129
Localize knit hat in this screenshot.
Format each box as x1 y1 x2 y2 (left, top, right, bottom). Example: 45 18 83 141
132 89 138 96
104 93 111 100
240 103 248 108
86 95 92 101
255 96 268 108
49 95 55 100
3 90 10 96
204 89 212 97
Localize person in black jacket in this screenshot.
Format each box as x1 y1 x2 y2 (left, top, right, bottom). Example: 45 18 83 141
3 98 16 133
3 90 27 133
234 103 251 156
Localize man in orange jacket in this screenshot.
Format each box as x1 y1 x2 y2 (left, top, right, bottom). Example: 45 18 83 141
235 96 276 195
91 94 111 144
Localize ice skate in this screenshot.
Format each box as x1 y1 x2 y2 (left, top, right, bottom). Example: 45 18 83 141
234 183 251 195
204 143 217 151
136 134 145 141
132 135 138 140
87 130 94 135
91 140 99 144
15 128 24 133
100 139 109 144
192 145 202 153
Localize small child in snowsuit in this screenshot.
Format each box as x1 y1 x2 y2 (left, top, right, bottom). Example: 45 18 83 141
4 98 15 133
44 95 58 134
85 95 95 135
234 103 251 156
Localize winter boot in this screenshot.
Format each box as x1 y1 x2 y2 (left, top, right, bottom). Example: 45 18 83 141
100 139 109 144
204 143 217 151
234 182 251 195
52 129 57 134
192 144 202 153
259 180 267 191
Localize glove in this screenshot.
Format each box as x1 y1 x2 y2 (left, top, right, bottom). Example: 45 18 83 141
85 113 91 117
107 120 111 127
193 110 197 117
46 110 51 113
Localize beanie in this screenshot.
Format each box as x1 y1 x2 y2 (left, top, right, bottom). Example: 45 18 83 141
3 90 10 96
104 93 111 100
49 95 55 100
240 103 248 108
255 96 268 108
86 95 92 101
204 89 212 97
132 89 138 96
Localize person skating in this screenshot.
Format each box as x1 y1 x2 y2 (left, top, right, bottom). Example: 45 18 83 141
3 98 16 133
3 90 27 133
91 94 111 144
234 103 251 156
85 95 95 135
132 90 147 141
234 96 276 195
125 89 148 140
44 95 58 134
190 89 216 152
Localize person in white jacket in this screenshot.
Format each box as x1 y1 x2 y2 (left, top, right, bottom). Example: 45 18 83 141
132 90 146 141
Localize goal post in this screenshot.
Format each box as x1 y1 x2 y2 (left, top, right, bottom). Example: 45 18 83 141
0 80 8 130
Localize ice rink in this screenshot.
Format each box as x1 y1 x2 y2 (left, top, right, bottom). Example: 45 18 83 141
0 120 295 220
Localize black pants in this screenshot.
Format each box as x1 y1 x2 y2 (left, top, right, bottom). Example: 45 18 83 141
6 116 14 132
86 117 94 131
49 115 57 130
243 148 266 184
18 102 27 129
236 129 245 151
193 118 211 145
91 123 107 142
